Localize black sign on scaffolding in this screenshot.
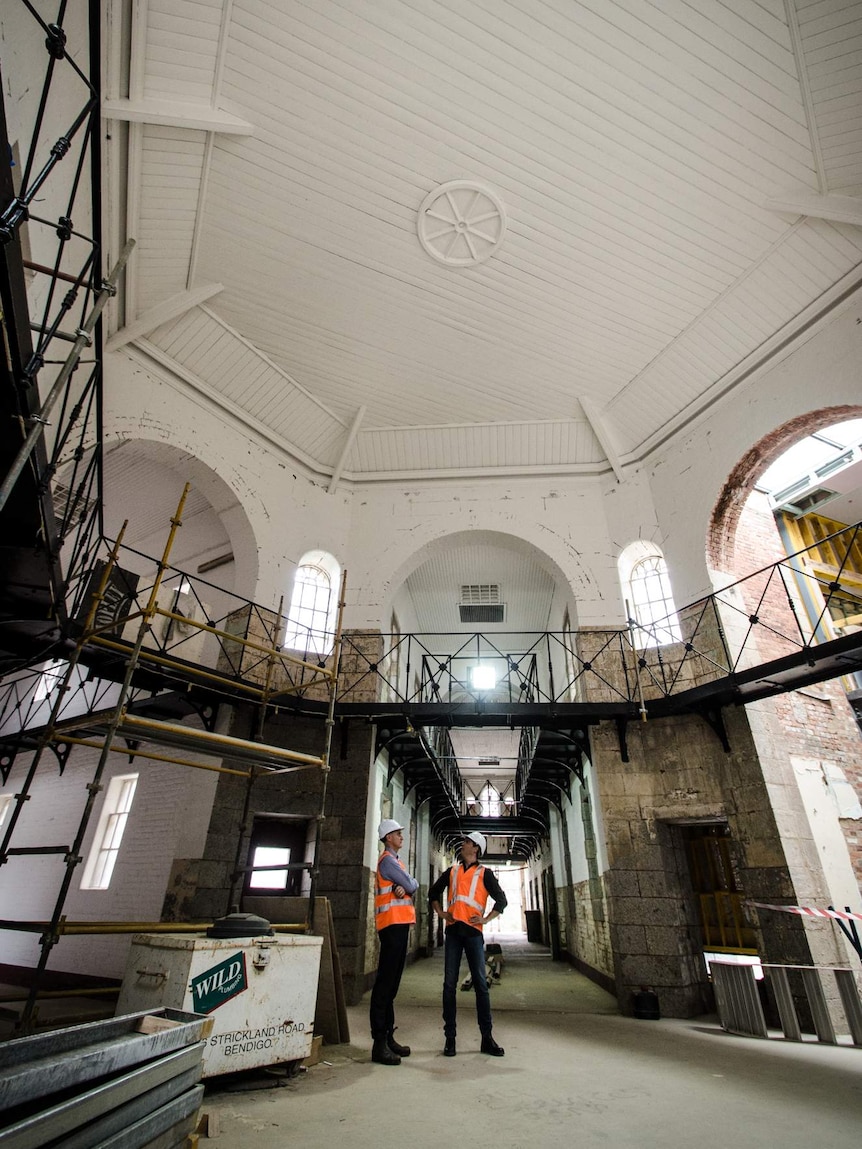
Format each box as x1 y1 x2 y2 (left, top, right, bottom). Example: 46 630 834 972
77 561 140 636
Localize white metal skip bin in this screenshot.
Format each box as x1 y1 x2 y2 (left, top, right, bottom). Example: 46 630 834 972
116 933 323 1077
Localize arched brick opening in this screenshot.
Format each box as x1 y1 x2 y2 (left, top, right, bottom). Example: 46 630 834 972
707 404 862 575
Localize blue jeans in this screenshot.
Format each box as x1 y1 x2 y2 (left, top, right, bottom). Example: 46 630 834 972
442 927 492 1038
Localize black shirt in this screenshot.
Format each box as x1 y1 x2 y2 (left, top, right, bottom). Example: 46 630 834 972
429 861 508 936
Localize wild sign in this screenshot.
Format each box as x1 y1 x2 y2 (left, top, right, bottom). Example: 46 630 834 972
190 951 247 1014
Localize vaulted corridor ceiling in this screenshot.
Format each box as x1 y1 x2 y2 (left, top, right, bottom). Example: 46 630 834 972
104 0 862 483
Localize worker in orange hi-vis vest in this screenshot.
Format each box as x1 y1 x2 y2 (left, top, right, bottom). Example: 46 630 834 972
369 819 419 1066
429 830 507 1058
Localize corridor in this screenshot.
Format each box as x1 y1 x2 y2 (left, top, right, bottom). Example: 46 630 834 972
204 935 862 1148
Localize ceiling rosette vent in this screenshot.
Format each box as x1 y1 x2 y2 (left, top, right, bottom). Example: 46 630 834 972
417 180 507 267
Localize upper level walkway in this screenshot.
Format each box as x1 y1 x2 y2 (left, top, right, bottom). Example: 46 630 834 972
2 522 861 858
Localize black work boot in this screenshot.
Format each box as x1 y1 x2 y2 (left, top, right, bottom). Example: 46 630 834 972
444 1036 456 1057
372 1038 401 1065
388 1030 411 1057
481 1034 505 1057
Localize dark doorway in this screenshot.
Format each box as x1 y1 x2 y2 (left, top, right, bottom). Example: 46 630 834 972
542 867 561 959
680 822 757 955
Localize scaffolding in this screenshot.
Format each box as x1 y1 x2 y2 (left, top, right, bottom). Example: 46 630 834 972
0 487 345 1032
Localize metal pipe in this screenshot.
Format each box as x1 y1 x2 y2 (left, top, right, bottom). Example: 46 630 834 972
307 570 347 922
22 258 88 286
116 714 326 766
152 607 334 678
57 737 253 777
0 919 307 935
0 986 119 1002
625 601 648 721
87 636 271 696
0 240 134 515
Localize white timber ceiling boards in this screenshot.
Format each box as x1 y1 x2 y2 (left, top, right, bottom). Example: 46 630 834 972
102 0 862 483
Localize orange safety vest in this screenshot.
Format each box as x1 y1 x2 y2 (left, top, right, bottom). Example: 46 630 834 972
448 863 489 931
375 852 416 930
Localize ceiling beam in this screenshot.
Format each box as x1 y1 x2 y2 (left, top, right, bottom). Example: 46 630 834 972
579 397 625 483
102 98 254 136
106 284 224 352
329 406 367 493
764 193 862 228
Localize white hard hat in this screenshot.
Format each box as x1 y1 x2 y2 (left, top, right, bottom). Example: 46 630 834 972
464 830 487 856
378 818 404 841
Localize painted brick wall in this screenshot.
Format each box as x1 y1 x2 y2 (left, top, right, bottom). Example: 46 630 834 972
0 740 218 979
727 492 862 886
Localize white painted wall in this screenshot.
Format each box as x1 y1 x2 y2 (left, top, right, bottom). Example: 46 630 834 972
105 350 353 614
105 294 862 646
0 743 218 978
344 480 617 630
644 300 862 605
791 755 862 967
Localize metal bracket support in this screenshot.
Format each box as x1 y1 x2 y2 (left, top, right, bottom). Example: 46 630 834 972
694 706 731 754
615 716 629 763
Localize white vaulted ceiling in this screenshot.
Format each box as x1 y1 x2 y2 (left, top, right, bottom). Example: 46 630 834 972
403 537 558 634
103 0 862 482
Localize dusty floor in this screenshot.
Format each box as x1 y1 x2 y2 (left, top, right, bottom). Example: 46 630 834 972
201 936 862 1149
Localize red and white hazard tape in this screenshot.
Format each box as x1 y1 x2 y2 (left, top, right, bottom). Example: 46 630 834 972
748 901 862 923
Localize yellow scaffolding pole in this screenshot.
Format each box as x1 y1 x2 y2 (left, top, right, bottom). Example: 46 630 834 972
56 737 253 778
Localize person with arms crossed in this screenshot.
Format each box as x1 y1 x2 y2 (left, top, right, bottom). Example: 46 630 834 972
429 830 507 1057
370 819 419 1066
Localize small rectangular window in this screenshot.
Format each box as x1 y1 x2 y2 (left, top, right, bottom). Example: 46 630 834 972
80 774 138 890
248 845 291 890
243 816 308 897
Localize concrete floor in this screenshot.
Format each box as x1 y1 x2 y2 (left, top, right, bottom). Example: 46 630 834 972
203 935 862 1148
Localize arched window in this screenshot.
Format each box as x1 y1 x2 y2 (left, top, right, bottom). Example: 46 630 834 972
619 542 681 648
284 550 340 655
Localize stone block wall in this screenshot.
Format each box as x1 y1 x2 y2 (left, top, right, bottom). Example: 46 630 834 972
216 608 384 706
569 875 614 988
585 703 837 1017
184 704 376 1005
575 607 730 709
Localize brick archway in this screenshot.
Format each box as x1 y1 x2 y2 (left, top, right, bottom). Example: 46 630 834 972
707 404 862 575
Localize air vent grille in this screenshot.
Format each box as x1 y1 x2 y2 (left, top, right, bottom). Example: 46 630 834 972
459 603 505 623
459 584 504 623
461 584 500 604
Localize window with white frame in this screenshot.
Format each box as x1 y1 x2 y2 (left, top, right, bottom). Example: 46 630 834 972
80 774 138 890
283 550 340 655
619 542 682 648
